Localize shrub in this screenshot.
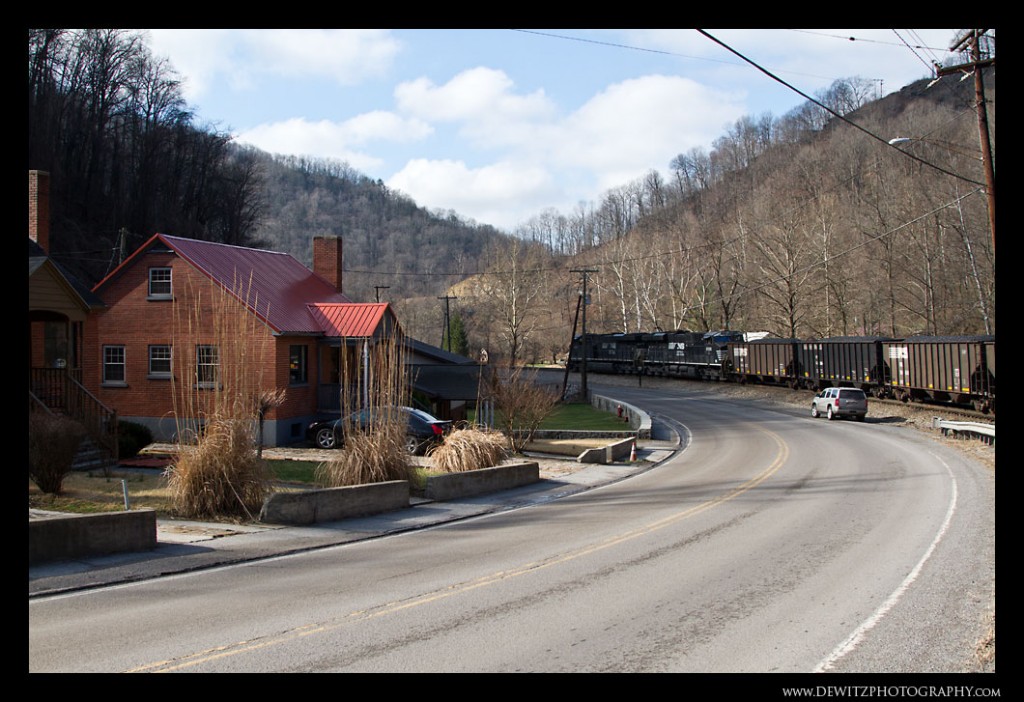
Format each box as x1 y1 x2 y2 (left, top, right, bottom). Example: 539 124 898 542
485 365 561 453
117 420 153 459
430 427 508 473
315 420 411 487
166 416 271 520
29 412 86 495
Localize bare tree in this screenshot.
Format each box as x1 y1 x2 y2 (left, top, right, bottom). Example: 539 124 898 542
486 365 560 454
477 237 550 365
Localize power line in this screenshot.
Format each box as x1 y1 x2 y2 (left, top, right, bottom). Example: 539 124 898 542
514 28 857 85
695 29 985 189
785 29 952 53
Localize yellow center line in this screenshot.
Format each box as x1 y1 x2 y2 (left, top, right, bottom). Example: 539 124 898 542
131 425 789 672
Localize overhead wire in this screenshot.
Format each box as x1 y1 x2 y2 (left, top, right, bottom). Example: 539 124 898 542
695 29 984 188
350 29 990 337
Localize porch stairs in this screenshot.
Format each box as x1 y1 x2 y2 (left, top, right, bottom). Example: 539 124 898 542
29 369 119 473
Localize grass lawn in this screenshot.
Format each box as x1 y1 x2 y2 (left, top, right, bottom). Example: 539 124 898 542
29 460 324 519
29 403 624 518
470 402 628 432
538 402 631 431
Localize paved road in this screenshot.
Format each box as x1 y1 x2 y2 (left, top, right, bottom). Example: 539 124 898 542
28 381 994 673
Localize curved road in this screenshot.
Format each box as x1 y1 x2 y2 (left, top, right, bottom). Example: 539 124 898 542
29 382 994 672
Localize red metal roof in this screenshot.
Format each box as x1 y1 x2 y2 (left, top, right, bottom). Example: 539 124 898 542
94 234 388 336
307 303 393 338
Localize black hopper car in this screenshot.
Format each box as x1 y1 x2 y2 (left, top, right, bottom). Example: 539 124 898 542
568 332 995 414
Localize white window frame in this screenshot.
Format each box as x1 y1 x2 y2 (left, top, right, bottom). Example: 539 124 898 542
102 345 126 385
148 267 172 299
148 344 172 379
196 344 219 388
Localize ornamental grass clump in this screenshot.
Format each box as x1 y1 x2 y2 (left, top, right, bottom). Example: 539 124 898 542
166 416 271 520
315 417 411 487
165 273 276 520
316 335 414 488
29 411 86 495
430 427 509 473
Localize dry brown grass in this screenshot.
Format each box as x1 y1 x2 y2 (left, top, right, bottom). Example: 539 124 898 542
316 336 415 487
166 417 272 520
430 427 509 473
164 274 275 519
29 470 173 515
314 421 412 487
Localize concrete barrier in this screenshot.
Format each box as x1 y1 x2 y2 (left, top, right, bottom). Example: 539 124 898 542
29 509 157 564
260 481 410 525
578 437 635 464
424 462 540 501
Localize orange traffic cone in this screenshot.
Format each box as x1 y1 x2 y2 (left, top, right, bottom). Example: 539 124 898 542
630 441 637 462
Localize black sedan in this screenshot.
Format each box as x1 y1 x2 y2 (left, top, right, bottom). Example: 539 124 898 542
307 406 452 455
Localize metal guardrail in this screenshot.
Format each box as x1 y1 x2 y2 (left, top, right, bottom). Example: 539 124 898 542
932 417 995 445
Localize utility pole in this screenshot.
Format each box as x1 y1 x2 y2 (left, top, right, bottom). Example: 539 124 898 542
374 286 390 303
939 29 995 252
562 292 582 400
571 269 597 400
438 295 457 351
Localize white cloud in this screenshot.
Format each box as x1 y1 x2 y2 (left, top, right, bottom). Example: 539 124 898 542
395 67 553 123
550 75 746 189
146 29 235 101
388 72 749 228
147 29 402 101
236 113 432 170
387 159 557 229
237 29 401 83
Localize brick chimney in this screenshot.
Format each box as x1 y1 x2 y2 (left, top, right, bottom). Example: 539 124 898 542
313 235 343 293
29 170 50 253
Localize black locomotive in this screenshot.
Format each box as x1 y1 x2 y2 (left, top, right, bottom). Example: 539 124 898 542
568 332 995 414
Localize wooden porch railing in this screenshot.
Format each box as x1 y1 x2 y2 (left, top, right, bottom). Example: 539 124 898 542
29 368 118 465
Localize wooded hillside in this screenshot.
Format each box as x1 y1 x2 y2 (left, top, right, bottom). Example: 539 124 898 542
29 29 995 364
471 73 996 363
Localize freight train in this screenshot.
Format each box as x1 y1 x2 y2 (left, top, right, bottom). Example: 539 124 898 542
567 331 996 414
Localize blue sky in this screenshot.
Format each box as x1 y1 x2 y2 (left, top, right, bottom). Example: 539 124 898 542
147 29 961 232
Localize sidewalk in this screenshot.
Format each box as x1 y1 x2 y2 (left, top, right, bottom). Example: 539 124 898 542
29 431 679 598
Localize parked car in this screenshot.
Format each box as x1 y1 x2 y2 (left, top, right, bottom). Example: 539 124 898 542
307 406 453 454
811 387 868 421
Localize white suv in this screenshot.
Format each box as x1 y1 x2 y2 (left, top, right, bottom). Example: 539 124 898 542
811 387 868 421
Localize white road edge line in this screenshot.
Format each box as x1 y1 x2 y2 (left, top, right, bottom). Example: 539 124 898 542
813 452 958 672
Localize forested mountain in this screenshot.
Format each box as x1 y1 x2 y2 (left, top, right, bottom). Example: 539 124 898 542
28 29 267 285
29 29 994 364
548 72 996 344
27 28 513 301
459 70 996 363
249 152 514 303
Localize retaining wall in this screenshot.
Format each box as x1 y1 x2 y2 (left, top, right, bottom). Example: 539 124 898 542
260 480 410 525
424 462 540 501
29 509 157 564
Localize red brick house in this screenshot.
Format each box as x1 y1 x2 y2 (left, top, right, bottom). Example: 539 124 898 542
85 232 401 446
29 170 116 462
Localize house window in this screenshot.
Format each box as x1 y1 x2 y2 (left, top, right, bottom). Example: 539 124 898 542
103 345 126 385
149 345 172 379
44 321 69 368
196 345 218 388
289 345 308 384
148 267 172 299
